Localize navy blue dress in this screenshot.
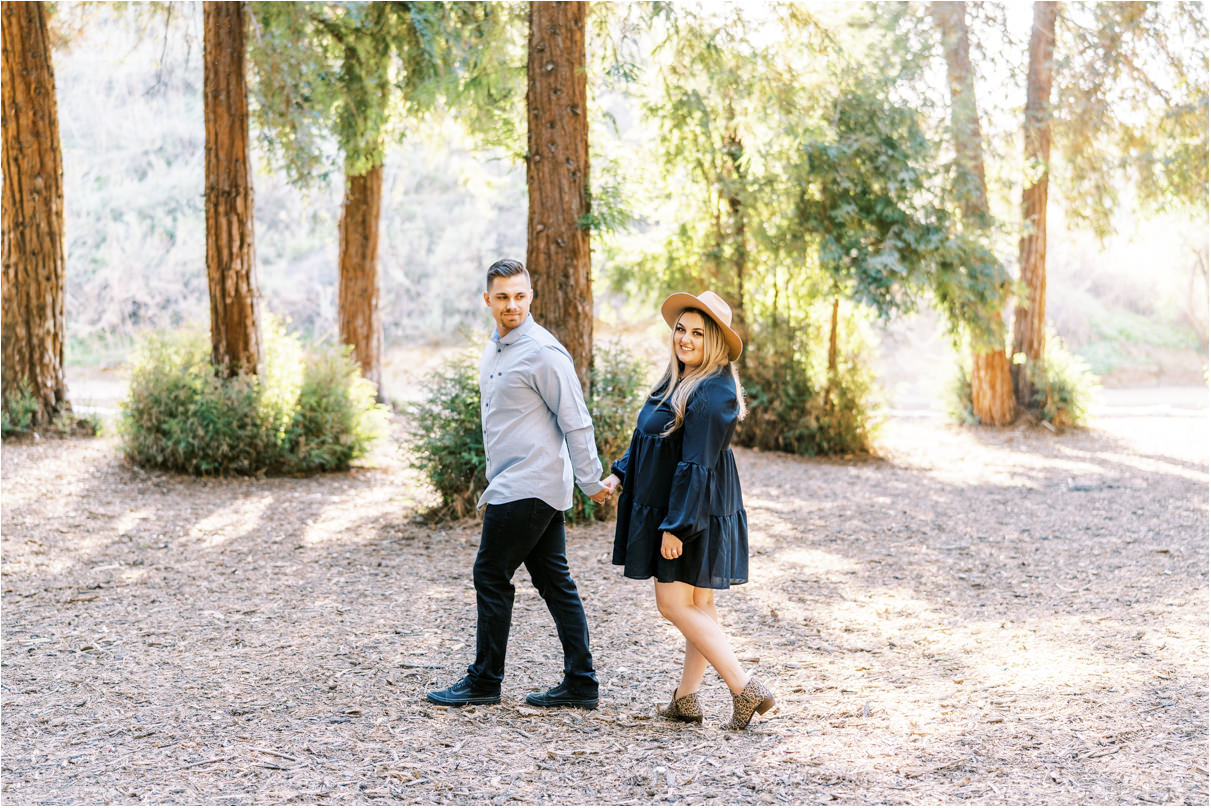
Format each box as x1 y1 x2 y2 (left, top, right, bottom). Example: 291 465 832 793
611 370 749 589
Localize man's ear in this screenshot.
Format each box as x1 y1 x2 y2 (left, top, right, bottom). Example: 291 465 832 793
483 291 491 307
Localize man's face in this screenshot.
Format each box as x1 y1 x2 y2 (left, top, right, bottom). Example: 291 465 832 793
484 273 533 337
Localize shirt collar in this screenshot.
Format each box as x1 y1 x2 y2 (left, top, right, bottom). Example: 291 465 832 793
493 314 535 346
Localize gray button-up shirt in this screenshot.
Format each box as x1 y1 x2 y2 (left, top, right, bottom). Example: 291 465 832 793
478 315 605 512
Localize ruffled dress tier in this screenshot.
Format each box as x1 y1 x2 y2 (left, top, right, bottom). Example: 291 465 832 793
611 371 748 590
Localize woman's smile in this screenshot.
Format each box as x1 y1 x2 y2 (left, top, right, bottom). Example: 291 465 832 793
673 311 707 367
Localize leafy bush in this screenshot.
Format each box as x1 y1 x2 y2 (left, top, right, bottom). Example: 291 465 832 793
407 341 647 523
1022 335 1099 429
945 360 979 425
120 319 387 475
568 340 647 524
1 382 39 439
406 351 487 520
735 307 880 456
947 332 1099 429
1 381 100 440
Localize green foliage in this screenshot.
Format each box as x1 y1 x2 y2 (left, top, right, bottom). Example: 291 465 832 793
406 351 487 520
945 360 978 425
735 304 880 456
1 382 39 439
1021 336 1099 429
1 381 102 440
568 341 647 524
249 1 523 182
1054 2 1209 235
408 342 647 523
120 319 387 475
948 334 1098 429
789 73 1010 345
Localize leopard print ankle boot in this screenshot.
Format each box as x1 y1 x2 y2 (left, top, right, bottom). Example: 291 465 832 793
721 677 774 730
657 688 704 723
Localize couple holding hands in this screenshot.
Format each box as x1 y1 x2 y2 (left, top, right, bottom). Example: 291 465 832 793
425 259 775 732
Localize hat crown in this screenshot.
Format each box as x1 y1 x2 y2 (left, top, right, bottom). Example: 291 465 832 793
693 290 732 327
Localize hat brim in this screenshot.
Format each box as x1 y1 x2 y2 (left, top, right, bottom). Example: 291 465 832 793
660 293 743 362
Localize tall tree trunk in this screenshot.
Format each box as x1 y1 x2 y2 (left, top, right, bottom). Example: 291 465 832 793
1012 2 1058 409
526 0 591 393
824 295 840 409
204 1 260 376
931 0 1015 426
1 2 68 427
722 128 748 349
338 162 384 400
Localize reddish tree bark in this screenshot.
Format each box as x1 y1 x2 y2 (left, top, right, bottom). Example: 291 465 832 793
931 1 1015 426
338 163 384 399
204 1 261 376
1 1 69 426
526 1 591 393
1012 2 1059 408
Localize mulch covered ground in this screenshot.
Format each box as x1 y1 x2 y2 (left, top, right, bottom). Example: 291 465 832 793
2 414 1207 805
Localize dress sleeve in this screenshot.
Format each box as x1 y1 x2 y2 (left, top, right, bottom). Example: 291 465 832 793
658 376 739 542
610 445 631 486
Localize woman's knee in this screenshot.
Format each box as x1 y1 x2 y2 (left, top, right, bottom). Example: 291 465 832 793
654 582 692 621
691 587 715 609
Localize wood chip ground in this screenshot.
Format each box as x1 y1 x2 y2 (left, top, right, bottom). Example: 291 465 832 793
2 414 1207 804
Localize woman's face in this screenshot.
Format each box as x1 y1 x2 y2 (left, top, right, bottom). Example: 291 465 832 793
673 310 707 368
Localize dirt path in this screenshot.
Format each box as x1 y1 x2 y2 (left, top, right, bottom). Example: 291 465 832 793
2 415 1207 805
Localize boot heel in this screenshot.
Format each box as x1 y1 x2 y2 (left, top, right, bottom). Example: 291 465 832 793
756 696 774 715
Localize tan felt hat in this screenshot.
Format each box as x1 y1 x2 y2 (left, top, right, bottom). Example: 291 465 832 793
660 290 743 361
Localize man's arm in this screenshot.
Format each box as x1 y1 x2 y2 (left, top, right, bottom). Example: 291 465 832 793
566 426 606 501
532 346 605 500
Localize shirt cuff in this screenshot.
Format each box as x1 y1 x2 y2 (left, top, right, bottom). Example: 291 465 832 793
577 479 605 497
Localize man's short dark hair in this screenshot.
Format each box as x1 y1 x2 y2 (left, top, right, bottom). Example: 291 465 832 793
486 258 530 292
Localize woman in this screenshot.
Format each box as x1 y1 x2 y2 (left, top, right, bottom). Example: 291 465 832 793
600 290 774 730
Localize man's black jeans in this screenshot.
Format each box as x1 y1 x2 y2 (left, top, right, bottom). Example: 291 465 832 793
467 498 598 693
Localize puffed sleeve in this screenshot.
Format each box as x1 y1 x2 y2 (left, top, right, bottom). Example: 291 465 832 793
658 376 739 542
610 445 631 486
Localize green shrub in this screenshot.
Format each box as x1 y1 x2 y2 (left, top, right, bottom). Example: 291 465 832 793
947 332 1099 429
1022 334 1099 429
735 306 880 456
406 351 487 520
945 359 979 425
407 340 647 523
1 381 99 439
2 382 39 439
120 319 387 475
568 340 647 524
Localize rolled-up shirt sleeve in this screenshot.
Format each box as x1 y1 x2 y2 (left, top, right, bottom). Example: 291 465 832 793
658 380 738 542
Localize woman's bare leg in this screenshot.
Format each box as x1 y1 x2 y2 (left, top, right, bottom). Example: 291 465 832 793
656 580 748 693
676 587 718 697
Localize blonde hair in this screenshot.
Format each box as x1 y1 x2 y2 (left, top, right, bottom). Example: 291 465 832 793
653 308 747 437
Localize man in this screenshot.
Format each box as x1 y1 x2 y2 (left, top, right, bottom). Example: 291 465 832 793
426 258 609 710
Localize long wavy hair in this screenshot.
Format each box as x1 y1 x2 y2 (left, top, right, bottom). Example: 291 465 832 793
652 308 747 437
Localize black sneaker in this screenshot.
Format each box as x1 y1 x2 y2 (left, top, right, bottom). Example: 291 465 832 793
426 675 501 706
525 681 599 710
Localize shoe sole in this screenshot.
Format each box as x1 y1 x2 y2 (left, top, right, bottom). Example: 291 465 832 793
426 694 501 706
524 697 598 710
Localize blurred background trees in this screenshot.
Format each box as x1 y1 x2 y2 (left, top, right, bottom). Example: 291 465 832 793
3 0 1206 455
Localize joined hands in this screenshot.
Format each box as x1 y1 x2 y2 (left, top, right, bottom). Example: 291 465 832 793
589 473 621 504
